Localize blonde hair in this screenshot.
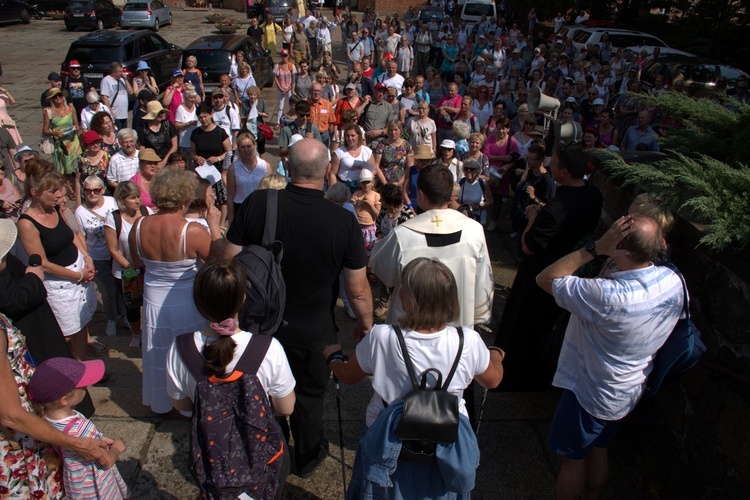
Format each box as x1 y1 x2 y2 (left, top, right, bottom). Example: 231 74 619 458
113 181 141 212
631 193 676 235
399 258 459 331
258 173 288 190
149 169 198 210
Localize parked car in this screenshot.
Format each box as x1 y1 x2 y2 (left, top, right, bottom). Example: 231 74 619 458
120 0 171 31
62 30 182 91
265 0 288 23
0 0 39 24
547 24 586 43
623 45 696 60
64 0 120 31
571 28 668 54
35 0 68 14
182 35 274 93
640 55 749 98
460 0 496 29
418 6 445 25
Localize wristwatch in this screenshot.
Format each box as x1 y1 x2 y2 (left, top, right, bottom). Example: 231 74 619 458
585 240 598 258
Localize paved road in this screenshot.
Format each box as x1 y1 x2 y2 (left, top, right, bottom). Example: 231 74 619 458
0 10 650 499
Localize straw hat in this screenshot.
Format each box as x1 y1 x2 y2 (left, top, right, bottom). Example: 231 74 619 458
139 148 162 162
413 144 435 160
45 87 63 101
142 101 169 121
0 219 17 262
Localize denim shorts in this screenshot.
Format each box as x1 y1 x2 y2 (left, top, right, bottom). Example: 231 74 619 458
547 389 624 460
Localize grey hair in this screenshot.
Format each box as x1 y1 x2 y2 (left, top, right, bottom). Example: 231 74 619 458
83 175 104 189
117 128 138 142
452 121 471 140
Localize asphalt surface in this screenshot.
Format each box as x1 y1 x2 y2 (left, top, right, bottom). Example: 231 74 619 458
0 9 651 498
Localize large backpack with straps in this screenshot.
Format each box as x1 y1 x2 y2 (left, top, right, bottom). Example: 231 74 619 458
235 189 287 335
176 333 285 500
643 263 707 399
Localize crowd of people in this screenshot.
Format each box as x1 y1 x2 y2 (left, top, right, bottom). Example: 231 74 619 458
0 1 732 498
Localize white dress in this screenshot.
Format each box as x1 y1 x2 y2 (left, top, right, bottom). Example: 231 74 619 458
136 220 207 413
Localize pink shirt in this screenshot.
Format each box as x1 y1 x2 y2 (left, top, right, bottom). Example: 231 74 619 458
435 94 462 129
130 171 153 209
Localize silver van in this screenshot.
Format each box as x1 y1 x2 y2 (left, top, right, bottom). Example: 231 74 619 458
460 0 496 30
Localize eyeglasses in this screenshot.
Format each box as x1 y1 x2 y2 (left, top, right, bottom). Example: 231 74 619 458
462 168 478 172
213 95 224 99
84 188 102 194
298 113 311 117
588 93 597 96
52 94 64 99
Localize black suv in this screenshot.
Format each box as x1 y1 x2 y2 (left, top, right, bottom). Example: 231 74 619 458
0 0 40 24
64 0 120 31
62 30 182 91
641 56 749 98
182 35 274 94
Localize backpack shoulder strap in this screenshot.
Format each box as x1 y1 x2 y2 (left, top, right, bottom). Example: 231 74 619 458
393 325 420 391
139 206 149 217
479 178 486 192
662 262 690 318
113 210 122 237
176 333 208 382
442 326 464 389
262 188 278 248
235 333 273 375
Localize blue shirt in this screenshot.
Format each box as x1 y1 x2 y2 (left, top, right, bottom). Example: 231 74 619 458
621 125 661 152
551 264 683 420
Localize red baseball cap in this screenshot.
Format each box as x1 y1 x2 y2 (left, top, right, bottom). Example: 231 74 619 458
69 60 82 68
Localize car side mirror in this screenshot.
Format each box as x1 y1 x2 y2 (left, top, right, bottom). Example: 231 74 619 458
170 44 176 49
266 49 271 56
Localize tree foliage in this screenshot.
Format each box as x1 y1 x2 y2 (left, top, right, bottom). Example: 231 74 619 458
604 151 750 251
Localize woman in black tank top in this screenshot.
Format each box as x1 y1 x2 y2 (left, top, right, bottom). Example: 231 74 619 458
17 171 97 361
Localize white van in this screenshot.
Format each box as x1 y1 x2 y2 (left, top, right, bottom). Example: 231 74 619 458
460 0 496 29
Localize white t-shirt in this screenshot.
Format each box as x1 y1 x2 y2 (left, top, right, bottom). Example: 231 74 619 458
100 75 129 120
356 324 490 428
166 330 296 404
333 146 374 182
174 105 198 148
75 196 118 260
377 73 405 94
211 104 241 147
80 103 112 131
103 207 154 278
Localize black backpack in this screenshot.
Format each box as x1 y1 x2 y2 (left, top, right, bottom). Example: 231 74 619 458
235 189 286 335
391 325 464 463
643 263 707 399
176 333 285 499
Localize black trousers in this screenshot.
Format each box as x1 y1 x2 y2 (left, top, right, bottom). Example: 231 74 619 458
276 343 330 473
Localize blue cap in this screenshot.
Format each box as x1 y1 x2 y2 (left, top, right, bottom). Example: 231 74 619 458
172 69 184 77
136 61 151 71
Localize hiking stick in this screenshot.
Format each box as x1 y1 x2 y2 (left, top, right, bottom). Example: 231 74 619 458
334 376 347 495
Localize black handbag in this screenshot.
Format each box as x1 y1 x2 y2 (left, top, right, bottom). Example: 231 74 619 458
392 325 463 462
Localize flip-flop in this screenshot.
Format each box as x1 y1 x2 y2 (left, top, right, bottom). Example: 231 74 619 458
87 340 108 353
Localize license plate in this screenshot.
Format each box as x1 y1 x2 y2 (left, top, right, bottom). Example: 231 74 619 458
84 73 103 79
72 12 84 16
130 20 141 24
203 86 218 94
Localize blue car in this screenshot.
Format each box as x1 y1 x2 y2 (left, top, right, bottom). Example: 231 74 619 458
120 0 172 31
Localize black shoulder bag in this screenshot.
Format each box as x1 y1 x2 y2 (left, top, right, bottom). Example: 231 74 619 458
393 325 463 463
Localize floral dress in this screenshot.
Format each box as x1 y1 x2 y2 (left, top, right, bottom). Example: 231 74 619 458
0 314 65 499
77 152 111 195
374 139 412 184
50 109 82 176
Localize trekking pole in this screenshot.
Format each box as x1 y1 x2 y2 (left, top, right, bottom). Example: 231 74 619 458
474 387 488 437
334 376 347 496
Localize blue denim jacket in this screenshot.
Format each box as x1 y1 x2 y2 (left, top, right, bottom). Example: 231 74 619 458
346 400 479 499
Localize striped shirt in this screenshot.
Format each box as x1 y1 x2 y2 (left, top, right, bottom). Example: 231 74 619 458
47 412 129 499
551 264 684 420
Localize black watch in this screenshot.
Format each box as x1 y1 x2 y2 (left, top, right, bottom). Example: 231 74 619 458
585 240 598 258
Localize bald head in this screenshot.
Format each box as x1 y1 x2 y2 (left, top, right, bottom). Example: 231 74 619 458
288 139 329 181
621 214 663 264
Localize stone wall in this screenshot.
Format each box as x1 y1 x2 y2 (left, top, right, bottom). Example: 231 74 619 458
357 0 423 17
593 153 750 498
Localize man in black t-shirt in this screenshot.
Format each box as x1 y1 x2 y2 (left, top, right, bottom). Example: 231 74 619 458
225 138 372 478
493 143 603 392
246 16 263 43
62 60 94 117
40 72 68 108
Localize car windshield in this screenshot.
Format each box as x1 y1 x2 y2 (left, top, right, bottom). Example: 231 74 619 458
463 4 494 16
68 1 93 8
183 50 233 70
123 3 149 10
420 11 444 22
69 46 123 63
267 0 288 5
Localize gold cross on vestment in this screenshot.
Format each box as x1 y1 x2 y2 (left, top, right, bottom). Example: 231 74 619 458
431 216 443 227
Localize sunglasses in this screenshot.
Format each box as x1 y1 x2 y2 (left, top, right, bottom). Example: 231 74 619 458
462 168 478 172
84 188 103 194
298 113 311 117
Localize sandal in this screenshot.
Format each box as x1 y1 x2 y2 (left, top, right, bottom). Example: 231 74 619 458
129 335 142 348
87 340 108 353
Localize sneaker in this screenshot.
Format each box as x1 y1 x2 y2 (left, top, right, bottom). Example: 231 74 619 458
129 335 141 348
486 220 497 231
119 317 131 330
106 320 117 337
344 304 356 320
